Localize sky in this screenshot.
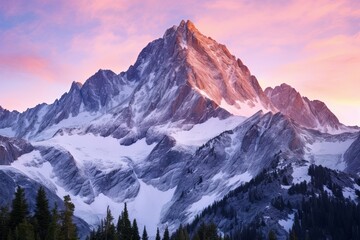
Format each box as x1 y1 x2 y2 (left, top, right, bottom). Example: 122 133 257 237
0 0 359 126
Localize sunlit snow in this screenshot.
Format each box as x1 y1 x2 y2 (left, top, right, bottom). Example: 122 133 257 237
220 98 268 117
170 116 245 147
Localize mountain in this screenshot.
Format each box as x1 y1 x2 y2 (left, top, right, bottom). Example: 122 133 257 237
0 20 359 239
0 20 273 144
265 83 346 133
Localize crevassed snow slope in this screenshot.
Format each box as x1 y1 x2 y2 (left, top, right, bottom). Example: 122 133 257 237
170 116 245 148
305 136 356 171
35 133 156 167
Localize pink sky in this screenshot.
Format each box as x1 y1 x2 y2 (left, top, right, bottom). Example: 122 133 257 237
0 0 359 126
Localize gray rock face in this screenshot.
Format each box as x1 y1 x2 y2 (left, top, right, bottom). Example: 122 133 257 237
160 112 306 227
0 106 19 129
39 146 96 202
345 134 360 174
0 135 34 165
137 135 192 191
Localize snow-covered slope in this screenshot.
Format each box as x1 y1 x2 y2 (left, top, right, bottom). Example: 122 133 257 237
2 110 358 236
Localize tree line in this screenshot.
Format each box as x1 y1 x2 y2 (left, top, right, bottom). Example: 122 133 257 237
0 186 77 240
289 164 360 239
87 203 227 240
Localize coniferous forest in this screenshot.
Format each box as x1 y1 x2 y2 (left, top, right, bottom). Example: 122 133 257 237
4 165 360 240
0 186 77 240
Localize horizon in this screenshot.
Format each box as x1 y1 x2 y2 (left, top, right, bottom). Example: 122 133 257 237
0 0 359 126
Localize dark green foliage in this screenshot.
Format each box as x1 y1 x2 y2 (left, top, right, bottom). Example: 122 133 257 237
163 226 170 240
0 207 10 240
231 221 263 240
288 181 307 195
290 191 360 239
142 226 149 240
271 196 285 211
0 186 75 240
308 165 344 198
104 206 116 240
132 219 140 240
192 222 221 240
268 230 276 240
248 187 263 203
155 227 161 240
88 203 148 240
35 186 51 240
308 164 331 190
9 186 28 230
119 203 132 240
88 207 116 240
116 214 122 239
60 195 78 240
172 224 190 240
17 219 35 240
47 203 61 240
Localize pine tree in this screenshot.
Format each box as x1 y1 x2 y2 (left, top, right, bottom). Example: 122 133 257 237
17 219 35 240
47 203 61 240
173 224 189 240
104 206 116 240
117 214 123 240
192 234 200 240
104 206 112 239
268 230 277 240
163 226 170 240
119 203 132 240
35 187 51 240
9 186 28 230
142 226 148 240
155 227 161 240
132 219 140 240
0 207 9 240
60 195 78 240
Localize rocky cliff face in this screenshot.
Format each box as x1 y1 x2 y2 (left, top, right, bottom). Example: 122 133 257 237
345 134 360 174
265 83 344 132
0 135 33 165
